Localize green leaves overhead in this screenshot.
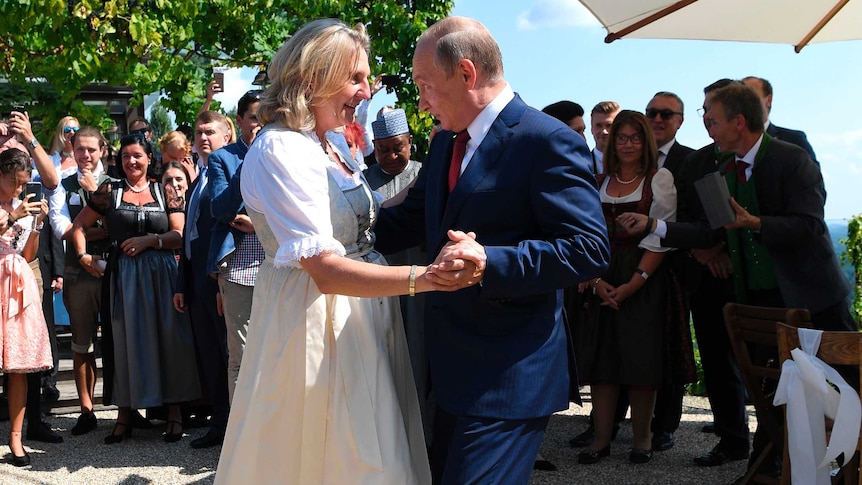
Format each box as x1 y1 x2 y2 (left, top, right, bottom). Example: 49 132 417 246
0 0 453 154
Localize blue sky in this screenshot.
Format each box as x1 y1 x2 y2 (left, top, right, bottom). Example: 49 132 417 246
210 0 862 221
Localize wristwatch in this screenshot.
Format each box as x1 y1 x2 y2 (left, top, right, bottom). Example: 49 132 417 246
28 138 39 149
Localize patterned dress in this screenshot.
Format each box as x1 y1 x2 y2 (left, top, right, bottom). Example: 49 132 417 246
0 200 52 373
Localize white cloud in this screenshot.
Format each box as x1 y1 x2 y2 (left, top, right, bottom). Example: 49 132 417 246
516 0 601 31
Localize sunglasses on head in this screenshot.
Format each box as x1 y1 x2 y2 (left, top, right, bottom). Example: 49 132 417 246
645 108 682 121
63 126 80 134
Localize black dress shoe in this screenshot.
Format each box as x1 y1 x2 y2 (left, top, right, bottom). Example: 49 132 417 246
701 422 715 433
533 459 557 471
629 448 653 464
27 421 64 443
577 445 611 464
694 444 749 467
190 429 224 449
131 410 154 430
651 431 675 451
71 412 97 436
104 422 132 445
42 387 60 404
163 420 183 443
9 451 30 467
568 423 620 448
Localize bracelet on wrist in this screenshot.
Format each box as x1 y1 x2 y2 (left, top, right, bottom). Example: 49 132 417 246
635 267 650 281
408 265 417 297
591 277 602 295
156 234 163 250
77 252 88 261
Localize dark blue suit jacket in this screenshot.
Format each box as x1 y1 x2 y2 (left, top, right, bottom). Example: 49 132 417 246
376 95 609 420
206 142 249 277
176 174 217 302
766 122 816 164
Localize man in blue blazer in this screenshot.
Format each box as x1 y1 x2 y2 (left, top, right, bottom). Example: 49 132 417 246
174 111 231 449
375 16 609 484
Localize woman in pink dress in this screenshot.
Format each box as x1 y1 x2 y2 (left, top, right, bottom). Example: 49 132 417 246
0 148 52 467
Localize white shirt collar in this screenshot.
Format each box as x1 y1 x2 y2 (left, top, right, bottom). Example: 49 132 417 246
464 83 515 158
739 134 765 166
657 138 675 157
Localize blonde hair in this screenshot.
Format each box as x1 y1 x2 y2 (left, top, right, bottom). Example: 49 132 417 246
49 116 80 155
158 130 192 156
225 117 237 144
258 19 370 131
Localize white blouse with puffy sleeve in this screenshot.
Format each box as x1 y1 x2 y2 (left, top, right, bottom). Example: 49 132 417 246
240 127 346 268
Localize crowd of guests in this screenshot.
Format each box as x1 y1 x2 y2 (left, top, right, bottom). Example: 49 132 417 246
0 14 852 485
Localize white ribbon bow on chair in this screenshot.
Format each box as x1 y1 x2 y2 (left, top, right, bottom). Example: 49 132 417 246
774 328 862 485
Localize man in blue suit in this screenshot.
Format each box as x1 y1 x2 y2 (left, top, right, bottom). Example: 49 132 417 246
375 16 609 484
174 110 231 449
207 90 263 404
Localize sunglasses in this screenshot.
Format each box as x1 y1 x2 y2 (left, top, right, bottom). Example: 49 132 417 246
131 127 152 135
645 108 683 121
63 126 80 134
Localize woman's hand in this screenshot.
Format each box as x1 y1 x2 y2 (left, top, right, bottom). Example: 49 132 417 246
595 280 620 309
602 282 639 310
120 235 151 257
9 193 39 221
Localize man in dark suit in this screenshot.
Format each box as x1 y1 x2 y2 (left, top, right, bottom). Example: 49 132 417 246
621 81 855 472
742 76 817 164
174 110 231 449
663 79 752 467
375 16 609 485
589 101 620 175
644 91 694 452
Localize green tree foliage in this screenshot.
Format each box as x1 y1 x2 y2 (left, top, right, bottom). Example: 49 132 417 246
841 214 862 325
149 100 172 141
0 0 453 156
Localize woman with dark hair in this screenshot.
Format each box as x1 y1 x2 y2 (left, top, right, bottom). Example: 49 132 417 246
575 110 688 465
71 134 200 445
0 148 51 467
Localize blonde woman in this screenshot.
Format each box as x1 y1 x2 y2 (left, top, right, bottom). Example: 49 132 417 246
47 116 80 178
215 18 483 485
158 130 197 184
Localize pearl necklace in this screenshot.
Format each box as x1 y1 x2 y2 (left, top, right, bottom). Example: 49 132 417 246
125 180 150 193
615 173 640 185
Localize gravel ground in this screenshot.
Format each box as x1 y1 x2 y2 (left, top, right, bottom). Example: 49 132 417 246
0 393 753 484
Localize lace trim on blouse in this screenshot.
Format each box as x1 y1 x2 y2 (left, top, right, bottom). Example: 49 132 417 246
273 235 346 268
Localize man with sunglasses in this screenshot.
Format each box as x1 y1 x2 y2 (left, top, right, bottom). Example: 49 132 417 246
644 91 694 454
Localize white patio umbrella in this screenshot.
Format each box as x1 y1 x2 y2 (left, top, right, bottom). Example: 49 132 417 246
578 0 861 52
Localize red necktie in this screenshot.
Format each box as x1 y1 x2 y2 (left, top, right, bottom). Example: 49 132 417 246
734 159 749 184
448 131 470 192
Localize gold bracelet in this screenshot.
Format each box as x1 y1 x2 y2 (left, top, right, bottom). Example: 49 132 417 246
409 265 416 297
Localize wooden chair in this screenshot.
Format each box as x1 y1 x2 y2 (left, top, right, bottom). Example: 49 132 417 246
724 303 812 485
776 323 862 485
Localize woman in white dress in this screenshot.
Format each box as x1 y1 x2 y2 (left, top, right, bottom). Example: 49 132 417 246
215 19 483 484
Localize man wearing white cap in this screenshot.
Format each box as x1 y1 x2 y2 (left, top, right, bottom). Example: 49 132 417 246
364 108 421 201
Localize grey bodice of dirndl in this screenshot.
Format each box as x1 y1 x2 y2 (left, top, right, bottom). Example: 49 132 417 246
250 171 382 265
327 172 381 263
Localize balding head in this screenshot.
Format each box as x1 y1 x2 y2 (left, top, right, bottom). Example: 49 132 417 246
417 16 504 86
